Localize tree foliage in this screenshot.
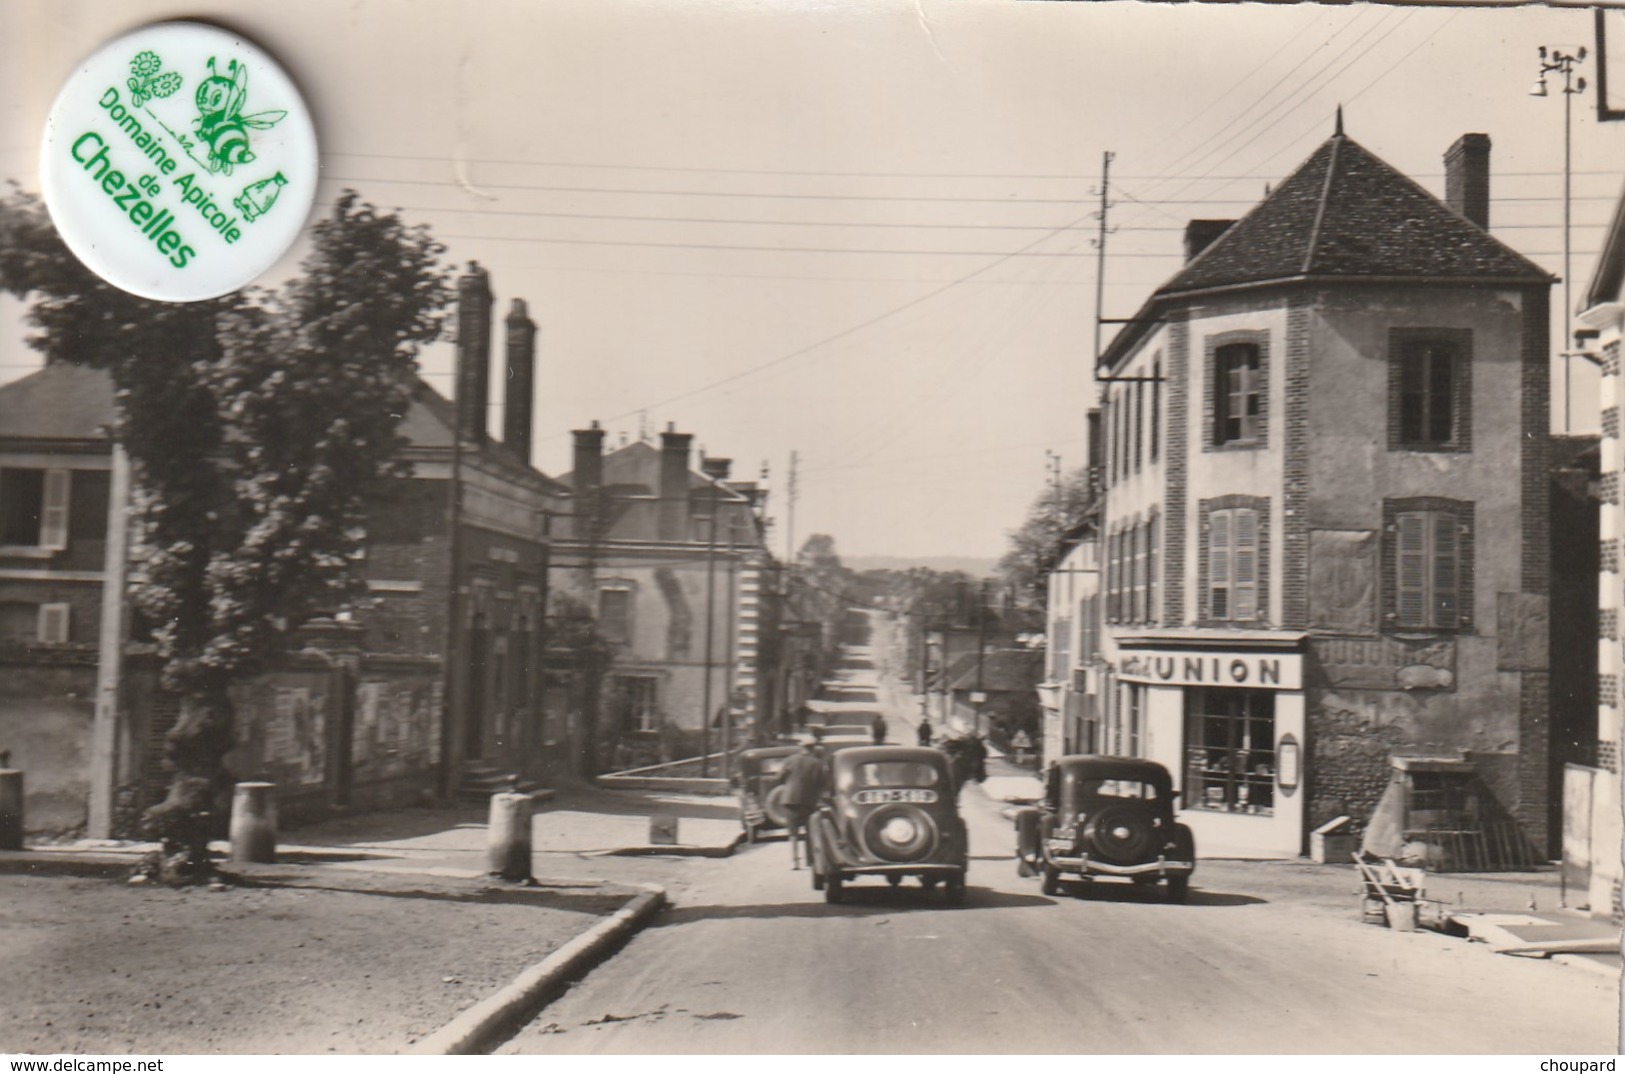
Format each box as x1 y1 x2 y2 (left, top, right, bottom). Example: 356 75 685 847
996 466 1095 609
0 186 451 877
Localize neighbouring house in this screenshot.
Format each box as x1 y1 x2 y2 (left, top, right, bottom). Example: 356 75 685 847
555 423 782 771
942 647 1043 747
1571 171 1625 920
1037 515 1102 769
1092 120 1555 859
0 261 594 835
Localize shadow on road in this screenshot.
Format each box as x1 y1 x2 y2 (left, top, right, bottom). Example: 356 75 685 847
656 885 1058 925
1055 881 1266 907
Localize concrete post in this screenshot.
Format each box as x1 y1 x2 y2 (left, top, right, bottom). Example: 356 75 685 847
0 768 23 850
487 791 533 881
229 782 277 863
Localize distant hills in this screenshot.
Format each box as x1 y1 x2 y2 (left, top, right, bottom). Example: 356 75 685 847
844 554 997 577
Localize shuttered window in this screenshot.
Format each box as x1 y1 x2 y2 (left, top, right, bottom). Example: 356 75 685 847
1208 507 1260 622
1215 343 1261 445
1395 508 1462 630
1146 514 1159 626
1398 340 1458 446
38 602 70 643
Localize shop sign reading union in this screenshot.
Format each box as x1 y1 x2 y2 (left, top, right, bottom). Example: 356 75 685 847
1118 651 1302 690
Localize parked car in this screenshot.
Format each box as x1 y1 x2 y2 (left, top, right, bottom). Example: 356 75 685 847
732 744 799 843
1013 755 1195 903
809 745 969 905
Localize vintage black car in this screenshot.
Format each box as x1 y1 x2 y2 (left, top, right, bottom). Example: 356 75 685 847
1014 755 1195 903
732 744 798 842
809 745 968 905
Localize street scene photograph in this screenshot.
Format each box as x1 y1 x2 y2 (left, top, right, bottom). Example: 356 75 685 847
0 0 1622 1058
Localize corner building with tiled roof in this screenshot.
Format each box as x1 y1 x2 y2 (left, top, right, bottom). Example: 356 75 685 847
1089 124 1555 859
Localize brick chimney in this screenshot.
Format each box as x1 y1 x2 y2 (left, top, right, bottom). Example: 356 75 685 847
503 298 537 464
700 457 732 481
571 420 604 540
1183 220 1234 263
658 424 693 540
1086 408 1102 487
455 262 493 441
1444 133 1491 229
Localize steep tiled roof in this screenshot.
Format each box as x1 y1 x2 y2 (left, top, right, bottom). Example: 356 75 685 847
1584 173 1625 310
0 362 116 440
0 364 564 491
1158 133 1550 296
945 649 1043 693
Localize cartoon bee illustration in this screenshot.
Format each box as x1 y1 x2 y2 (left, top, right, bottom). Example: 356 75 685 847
193 57 286 175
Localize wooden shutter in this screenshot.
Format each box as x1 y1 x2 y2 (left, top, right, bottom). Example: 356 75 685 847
1432 511 1460 628
1396 512 1427 626
38 602 70 643
1209 510 1231 619
1237 354 1260 441
40 470 70 550
1233 508 1259 621
1147 515 1158 625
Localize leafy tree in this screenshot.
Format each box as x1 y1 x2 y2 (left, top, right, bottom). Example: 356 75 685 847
997 466 1095 609
0 187 451 880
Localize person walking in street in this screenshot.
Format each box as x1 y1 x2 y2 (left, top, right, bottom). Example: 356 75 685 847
871 714 887 745
775 735 828 870
917 718 934 747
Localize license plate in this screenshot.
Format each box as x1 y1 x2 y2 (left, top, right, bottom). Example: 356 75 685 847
853 788 938 805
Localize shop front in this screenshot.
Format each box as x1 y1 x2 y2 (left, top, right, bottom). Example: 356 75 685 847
1113 635 1306 859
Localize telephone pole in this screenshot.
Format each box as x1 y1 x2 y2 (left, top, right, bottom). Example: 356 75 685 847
785 449 799 564
1091 150 1115 368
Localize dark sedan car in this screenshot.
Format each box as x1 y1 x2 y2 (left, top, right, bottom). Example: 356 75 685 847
732 744 799 843
809 745 968 905
1014 755 1195 902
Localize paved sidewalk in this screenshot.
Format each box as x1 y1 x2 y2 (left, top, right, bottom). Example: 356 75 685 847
0 781 744 881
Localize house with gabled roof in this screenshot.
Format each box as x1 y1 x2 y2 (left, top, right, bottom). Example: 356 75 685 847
0 263 583 835
555 421 782 771
1090 118 1556 859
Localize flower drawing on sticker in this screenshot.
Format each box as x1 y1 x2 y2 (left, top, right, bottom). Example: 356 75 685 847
128 51 182 107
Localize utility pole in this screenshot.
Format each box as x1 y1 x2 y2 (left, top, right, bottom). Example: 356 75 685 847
88 444 130 838
699 483 719 777
973 578 990 737
1091 150 1115 367
1533 45 1587 431
785 449 799 565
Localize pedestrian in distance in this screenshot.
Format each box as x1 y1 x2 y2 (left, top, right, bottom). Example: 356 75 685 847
872 714 887 745
774 735 828 870
917 719 933 747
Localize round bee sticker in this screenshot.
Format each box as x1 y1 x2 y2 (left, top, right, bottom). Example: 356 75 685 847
39 22 317 302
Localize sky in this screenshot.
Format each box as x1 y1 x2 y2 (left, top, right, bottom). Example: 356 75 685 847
4 0 1624 563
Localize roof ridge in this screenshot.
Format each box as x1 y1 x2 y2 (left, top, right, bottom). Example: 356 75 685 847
1301 133 1342 276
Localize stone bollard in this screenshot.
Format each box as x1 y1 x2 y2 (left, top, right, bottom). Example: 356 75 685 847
229 782 278 863
0 766 22 851
487 791 534 882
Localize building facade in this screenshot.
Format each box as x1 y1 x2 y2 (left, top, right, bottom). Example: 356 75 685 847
1037 522 1101 769
555 423 780 770
1092 125 1554 858
1571 173 1625 918
0 262 588 834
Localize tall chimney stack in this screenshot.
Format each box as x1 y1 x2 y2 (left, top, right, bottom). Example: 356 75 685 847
571 420 605 540
659 423 694 540
1183 220 1234 263
503 298 537 464
1444 133 1491 230
455 262 493 441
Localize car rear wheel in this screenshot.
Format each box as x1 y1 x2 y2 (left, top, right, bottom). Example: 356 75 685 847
1040 859 1061 897
763 786 793 828
945 872 966 905
825 871 845 904
1166 875 1190 904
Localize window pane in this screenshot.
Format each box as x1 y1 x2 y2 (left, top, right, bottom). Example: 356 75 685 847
0 469 45 546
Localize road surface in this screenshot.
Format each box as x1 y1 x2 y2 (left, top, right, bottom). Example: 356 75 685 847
500 618 1618 1054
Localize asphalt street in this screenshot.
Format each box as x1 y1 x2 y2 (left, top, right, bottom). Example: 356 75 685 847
499 622 1619 1055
